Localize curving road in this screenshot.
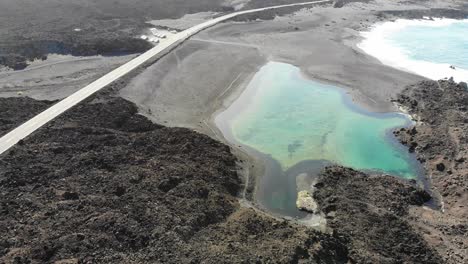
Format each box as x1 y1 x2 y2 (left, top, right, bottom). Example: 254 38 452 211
0 0 330 155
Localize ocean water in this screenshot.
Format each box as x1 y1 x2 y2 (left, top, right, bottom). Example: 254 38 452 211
359 19 468 82
216 62 422 216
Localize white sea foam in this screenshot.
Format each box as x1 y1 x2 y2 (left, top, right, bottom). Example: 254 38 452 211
358 18 468 83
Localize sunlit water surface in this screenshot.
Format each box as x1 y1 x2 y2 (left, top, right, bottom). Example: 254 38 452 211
216 62 422 216
359 19 468 83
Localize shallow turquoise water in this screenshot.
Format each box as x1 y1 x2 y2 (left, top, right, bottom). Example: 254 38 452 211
388 20 468 69
216 62 422 216
231 62 418 179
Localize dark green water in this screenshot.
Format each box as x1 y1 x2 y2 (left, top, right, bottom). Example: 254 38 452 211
216 62 422 217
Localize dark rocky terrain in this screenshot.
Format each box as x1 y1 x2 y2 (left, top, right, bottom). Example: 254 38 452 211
0 0 325 70
0 38 152 70
1 1 466 263
395 79 468 208
394 79 468 263
314 166 442 264
0 0 230 69
3 1 463 69
0 95 447 263
0 97 54 137
0 96 350 263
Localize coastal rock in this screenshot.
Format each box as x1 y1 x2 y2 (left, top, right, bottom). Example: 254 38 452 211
296 190 317 213
314 166 442 263
395 79 468 264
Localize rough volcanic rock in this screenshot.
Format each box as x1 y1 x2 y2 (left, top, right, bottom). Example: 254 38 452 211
0 97 348 263
394 79 468 263
395 79 467 209
190 208 348 264
0 97 55 137
0 0 232 69
314 166 442 264
2 82 464 263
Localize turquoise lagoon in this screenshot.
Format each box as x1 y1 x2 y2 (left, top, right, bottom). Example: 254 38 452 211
216 62 422 216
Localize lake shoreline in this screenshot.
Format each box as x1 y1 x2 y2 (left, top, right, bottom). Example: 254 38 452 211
214 61 429 219
201 0 467 213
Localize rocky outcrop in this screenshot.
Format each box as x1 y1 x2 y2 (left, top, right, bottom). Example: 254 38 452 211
314 166 442 264
394 79 468 263
296 190 318 213
0 97 54 137
395 80 468 208
0 97 349 263
1 77 465 263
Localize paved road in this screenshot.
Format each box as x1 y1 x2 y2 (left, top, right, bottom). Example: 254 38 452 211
0 0 330 155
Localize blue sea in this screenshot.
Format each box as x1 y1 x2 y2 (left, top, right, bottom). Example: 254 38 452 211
360 19 468 82
389 19 468 69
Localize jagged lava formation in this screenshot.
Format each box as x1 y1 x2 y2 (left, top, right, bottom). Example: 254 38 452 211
394 79 468 263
